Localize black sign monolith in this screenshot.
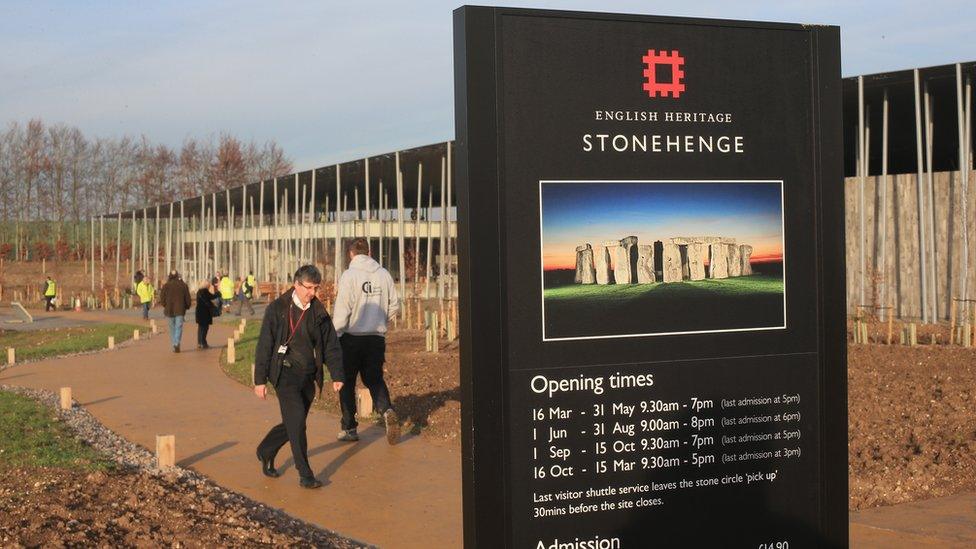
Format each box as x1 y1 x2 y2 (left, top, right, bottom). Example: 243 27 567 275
454 6 846 548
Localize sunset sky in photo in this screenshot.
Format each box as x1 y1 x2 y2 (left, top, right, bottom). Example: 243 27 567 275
541 181 784 270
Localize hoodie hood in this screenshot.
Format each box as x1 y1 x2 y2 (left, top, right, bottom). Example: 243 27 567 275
349 254 381 273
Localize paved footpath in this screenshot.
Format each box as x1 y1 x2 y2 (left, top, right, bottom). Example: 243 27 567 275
4 311 976 547
0 311 461 548
850 492 976 548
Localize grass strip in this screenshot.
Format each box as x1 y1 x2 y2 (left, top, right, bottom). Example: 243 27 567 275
0 391 111 470
1 323 143 363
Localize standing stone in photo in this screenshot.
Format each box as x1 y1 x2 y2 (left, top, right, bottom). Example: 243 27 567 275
662 243 683 283
613 245 631 284
686 242 706 281
620 236 639 283
740 244 754 275
575 244 596 284
636 244 655 283
709 243 729 279
595 244 612 285
728 243 743 277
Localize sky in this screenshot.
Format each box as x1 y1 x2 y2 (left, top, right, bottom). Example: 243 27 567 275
1 1 973 171
540 181 784 270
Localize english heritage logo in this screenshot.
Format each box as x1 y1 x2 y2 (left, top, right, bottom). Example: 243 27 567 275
642 49 685 98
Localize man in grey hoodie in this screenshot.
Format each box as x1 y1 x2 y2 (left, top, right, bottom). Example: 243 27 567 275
332 237 401 444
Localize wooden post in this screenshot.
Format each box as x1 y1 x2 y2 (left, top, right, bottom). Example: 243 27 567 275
59 387 72 410
950 299 958 344
6 347 14 365
356 388 374 418
133 329 140 341
155 435 175 468
150 319 158 334
433 314 439 353
227 338 236 363
108 336 115 350
887 302 895 345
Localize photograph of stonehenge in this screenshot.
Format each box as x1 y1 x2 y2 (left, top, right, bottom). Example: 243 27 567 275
541 181 785 339
575 236 755 285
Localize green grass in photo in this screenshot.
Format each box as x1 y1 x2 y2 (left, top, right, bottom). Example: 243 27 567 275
220 320 262 387
543 274 785 339
544 274 784 303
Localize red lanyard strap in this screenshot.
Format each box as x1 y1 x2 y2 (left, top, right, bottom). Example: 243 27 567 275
286 304 309 346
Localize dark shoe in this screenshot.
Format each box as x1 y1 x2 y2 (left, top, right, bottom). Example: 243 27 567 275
299 477 323 489
202 344 210 349
257 451 280 478
337 429 359 442
173 345 180 353
384 409 401 445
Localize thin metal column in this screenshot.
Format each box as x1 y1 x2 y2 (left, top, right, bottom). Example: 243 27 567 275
958 64 971 303
924 81 937 320
880 88 889 319
335 165 343 285
914 68 929 322
858 76 866 310
396 152 406 301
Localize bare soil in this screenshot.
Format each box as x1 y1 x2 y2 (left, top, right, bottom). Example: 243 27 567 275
0 466 365 548
383 320 976 513
848 320 976 510
0 260 119 309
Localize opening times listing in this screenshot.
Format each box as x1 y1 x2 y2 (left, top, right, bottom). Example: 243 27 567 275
522 370 809 518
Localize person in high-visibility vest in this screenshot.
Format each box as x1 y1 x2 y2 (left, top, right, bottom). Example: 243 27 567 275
234 276 255 316
43 276 57 312
136 275 155 320
218 274 234 311
246 271 257 299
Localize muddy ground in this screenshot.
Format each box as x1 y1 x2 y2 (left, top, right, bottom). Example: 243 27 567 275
0 466 366 548
385 320 976 512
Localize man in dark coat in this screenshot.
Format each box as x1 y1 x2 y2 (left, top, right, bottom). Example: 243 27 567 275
159 271 192 353
253 265 344 489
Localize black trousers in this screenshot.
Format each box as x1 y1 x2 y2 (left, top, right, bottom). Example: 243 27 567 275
257 367 317 479
339 334 392 431
197 323 210 347
44 296 55 311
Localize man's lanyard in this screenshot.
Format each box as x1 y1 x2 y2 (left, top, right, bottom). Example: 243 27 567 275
286 304 309 346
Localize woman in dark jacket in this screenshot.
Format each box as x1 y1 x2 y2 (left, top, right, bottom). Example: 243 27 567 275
195 280 218 349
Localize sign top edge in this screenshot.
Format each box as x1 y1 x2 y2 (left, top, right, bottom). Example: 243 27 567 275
453 4 839 32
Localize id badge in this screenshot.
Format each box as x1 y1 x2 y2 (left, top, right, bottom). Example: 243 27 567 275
277 344 288 355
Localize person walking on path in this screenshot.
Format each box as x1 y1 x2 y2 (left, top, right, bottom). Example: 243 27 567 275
332 237 401 445
195 280 218 349
160 271 192 353
218 272 235 313
254 265 344 489
233 276 255 316
42 276 57 312
136 274 155 320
